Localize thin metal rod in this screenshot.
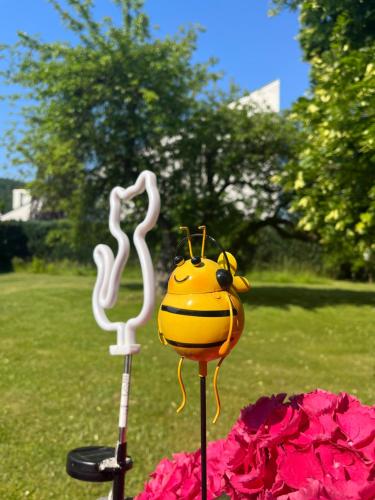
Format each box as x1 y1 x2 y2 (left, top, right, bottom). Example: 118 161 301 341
113 355 132 500
200 375 207 500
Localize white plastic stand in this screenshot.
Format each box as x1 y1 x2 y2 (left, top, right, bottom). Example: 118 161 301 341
92 170 160 355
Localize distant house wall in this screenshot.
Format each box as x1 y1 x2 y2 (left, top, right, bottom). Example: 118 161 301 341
0 188 33 221
245 79 280 113
12 188 32 211
226 80 281 216
229 80 280 113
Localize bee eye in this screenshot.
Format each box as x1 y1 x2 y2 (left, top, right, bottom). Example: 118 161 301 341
174 255 184 267
191 256 201 266
216 269 233 289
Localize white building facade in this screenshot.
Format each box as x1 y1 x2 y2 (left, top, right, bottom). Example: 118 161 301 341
0 188 33 222
229 79 280 113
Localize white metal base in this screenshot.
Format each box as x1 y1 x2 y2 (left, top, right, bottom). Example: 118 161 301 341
109 343 140 356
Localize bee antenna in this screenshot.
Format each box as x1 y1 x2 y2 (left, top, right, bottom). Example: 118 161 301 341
179 226 194 258
198 225 207 258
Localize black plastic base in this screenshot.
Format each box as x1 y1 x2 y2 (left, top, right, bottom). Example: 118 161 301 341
66 446 132 483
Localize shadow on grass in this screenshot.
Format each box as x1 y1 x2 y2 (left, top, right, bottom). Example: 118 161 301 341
243 285 375 310
120 281 375 309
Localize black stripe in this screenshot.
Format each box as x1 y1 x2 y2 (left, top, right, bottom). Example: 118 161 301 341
165 338 225 348
161 304 237 317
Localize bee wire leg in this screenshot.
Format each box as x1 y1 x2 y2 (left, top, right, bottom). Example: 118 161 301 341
219 293 233 356
176 357 187 413
212 357 225 424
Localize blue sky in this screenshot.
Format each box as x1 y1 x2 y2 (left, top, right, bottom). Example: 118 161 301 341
0 0 309 180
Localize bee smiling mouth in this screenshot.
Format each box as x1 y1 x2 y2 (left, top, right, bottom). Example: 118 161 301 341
174 275 190 283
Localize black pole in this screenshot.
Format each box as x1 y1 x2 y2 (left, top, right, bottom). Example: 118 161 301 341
112 355 132 500
112 440 126 500
200 374 207 500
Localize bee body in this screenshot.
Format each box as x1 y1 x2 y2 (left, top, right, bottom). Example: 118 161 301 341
159 290 244 362
157 228 250 422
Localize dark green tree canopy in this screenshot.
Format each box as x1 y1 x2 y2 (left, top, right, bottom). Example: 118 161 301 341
271 0 375 60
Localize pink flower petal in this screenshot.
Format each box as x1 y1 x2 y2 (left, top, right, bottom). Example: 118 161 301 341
291 389 338 417
277 444 324 488
316 442 371 483
240 393 286 432
336 404 375 447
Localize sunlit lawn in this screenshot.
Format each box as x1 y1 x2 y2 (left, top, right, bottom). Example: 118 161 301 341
0 272 374 499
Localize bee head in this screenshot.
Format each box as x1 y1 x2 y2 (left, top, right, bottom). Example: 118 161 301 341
169 255 222 294
168 227 250 295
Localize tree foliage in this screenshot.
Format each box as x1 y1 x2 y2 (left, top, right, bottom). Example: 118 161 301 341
156 98 302 264
2 0 299 268
272 0 375 276
3 1 215 230
270 0 374 60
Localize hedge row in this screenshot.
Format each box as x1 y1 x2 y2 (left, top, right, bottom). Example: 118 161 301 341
0 219 324 275
0 220 75 272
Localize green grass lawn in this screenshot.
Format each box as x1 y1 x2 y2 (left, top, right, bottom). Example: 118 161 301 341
0 272 374 499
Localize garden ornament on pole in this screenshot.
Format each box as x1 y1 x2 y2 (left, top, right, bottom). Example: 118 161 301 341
66 170 160 500
158 227 250 500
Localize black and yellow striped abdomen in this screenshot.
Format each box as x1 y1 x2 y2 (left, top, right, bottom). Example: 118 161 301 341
158 290 244 362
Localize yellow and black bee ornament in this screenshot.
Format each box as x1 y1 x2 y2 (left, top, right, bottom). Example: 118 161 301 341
158 226 250 423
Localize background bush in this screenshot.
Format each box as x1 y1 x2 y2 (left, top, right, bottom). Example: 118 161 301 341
0 222 30 271
0 219 137 273
0 218 325 278
0 221 76 271
251 227 323 273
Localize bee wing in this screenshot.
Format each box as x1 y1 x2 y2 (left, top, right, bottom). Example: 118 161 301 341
233 275 251 293
217 251 237 275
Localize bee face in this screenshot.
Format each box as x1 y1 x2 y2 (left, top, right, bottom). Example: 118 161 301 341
168 257 224 294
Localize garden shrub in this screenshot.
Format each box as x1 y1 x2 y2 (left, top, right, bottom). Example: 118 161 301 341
0 220 75 271
0 222 30 271
249 226 324 274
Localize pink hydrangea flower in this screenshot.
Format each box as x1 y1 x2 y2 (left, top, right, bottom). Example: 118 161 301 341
136 390 375 499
